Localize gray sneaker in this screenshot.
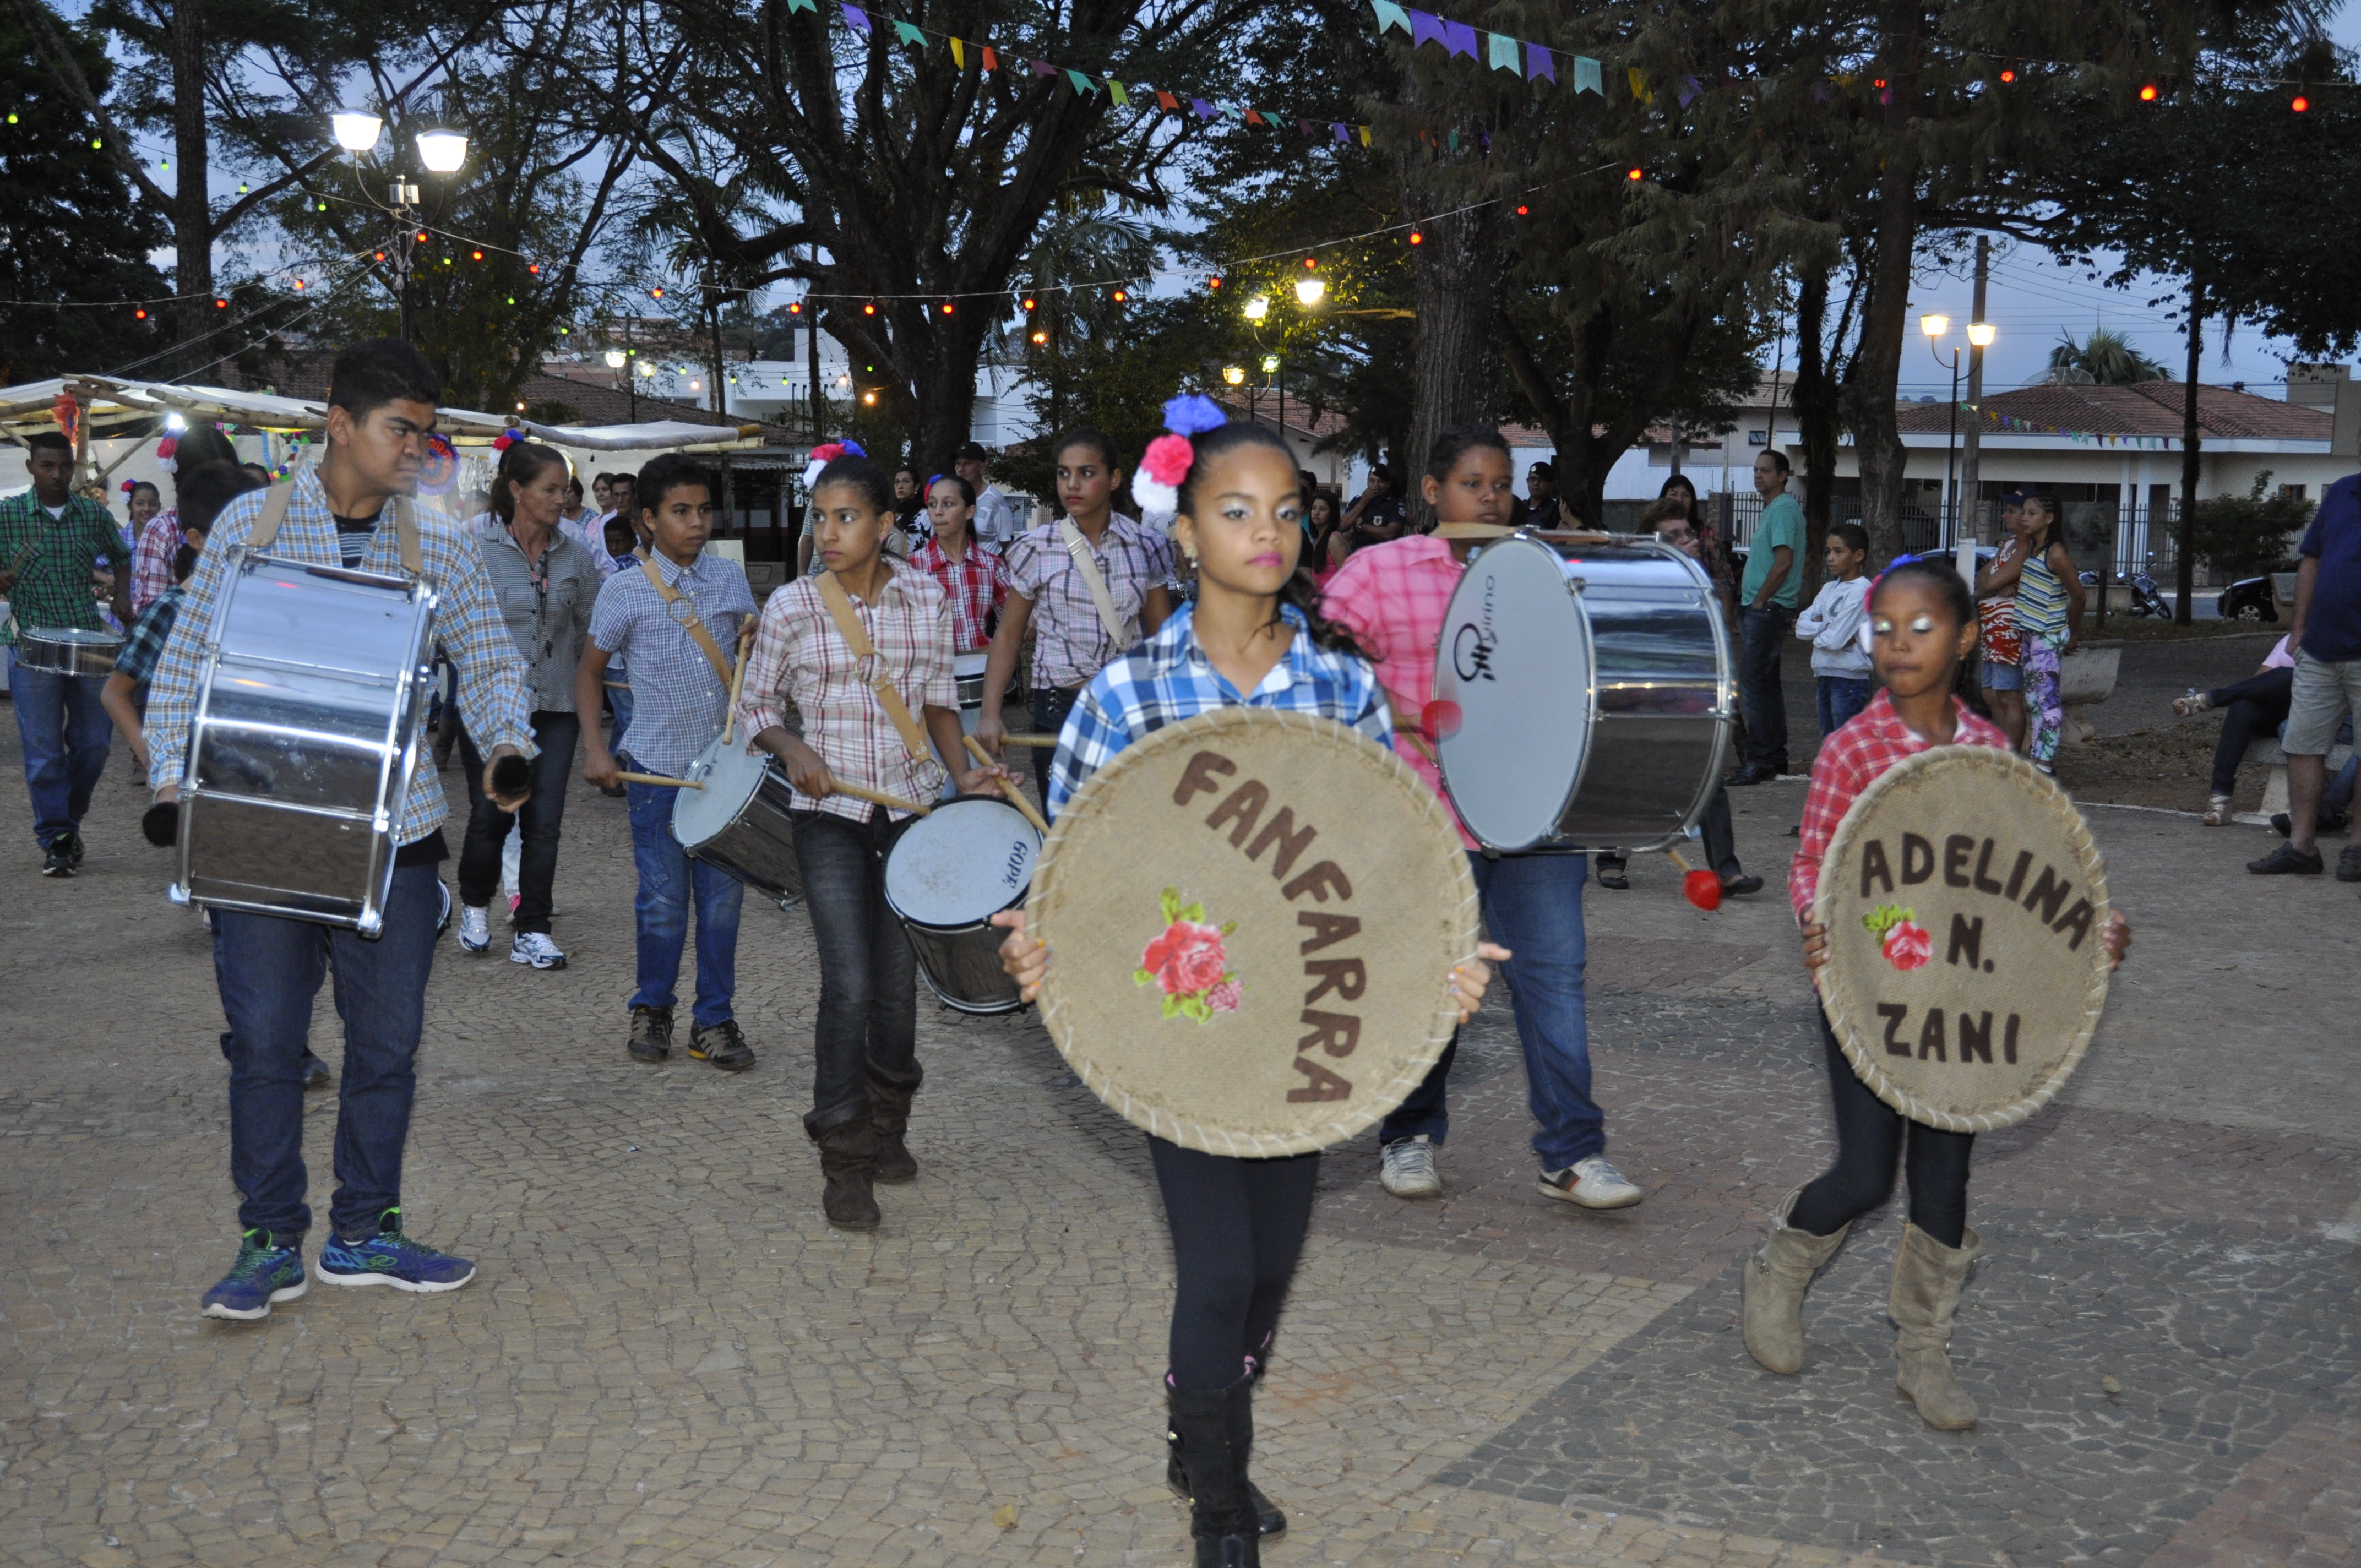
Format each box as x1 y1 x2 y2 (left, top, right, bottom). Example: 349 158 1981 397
1379 1135 1443 1199
1539 1155 1643 1210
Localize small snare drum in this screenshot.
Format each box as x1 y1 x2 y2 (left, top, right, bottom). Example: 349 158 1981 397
673 734 805 906
18 627 124 678
883 794 1040 1014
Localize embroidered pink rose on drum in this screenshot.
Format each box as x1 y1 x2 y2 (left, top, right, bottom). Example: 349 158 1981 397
1862 903 1932 971
1138 886 1242 1022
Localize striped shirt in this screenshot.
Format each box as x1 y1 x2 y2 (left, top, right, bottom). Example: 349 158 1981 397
1049 601 1391 818
587 549 757 778
2014 551 2070 642
144 468 536 848
1002 514 1176 690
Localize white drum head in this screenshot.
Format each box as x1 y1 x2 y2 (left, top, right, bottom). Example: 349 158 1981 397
885 796 1039 929
673 737 772 850
1431 535 1596 851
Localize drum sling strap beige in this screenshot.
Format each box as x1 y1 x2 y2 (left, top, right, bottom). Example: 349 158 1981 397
635 553 736 689
813 569 934 764
248 482 424 574
1056 519 1138 657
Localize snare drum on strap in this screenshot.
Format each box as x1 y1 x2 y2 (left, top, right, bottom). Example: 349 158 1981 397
1430 533 1732 854
176 555 439 935
883 794 1040 1014
17 627 124 678
673 733 806 906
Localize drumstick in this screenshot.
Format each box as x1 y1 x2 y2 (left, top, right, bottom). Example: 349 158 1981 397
830 780 931 816
1000 733 1062 748
1385 704 1439 765
964 734 1051 836
613 770 706 790
721 621 755 746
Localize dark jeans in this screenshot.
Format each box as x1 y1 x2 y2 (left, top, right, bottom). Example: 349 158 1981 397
1150 1136 1320 1391
1597 787 1741 884
625 780 742 1026
1379 850 1602 1170
456 713 580 933
1029 685 1081 800
1788 1008 1974 1248
791 808 920 1125
1739 606 1795 773
2207 668 2294 794
214 860 443 1243
7 652 112 847
1816 676 1874 741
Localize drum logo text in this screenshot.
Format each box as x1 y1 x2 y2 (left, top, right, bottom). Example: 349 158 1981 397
1174 749 1363 1105
1450 575 1500 683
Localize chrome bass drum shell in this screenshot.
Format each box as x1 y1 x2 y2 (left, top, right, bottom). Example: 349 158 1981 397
673 734 806 906
883 794 1040 1015
18 627 124 677
177 552 439 935
1430 533 1731 853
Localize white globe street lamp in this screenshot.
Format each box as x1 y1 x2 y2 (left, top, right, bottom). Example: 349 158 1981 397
331 113 383 153
415 130 469 173
1294 277 1326 307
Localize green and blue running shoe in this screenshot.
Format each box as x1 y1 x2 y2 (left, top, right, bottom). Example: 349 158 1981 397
317 1208 476 1293
200 1229 307 1321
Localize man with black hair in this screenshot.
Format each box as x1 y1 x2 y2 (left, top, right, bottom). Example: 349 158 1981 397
1 428 134 876
144 337 537 1321
954 441 1017 546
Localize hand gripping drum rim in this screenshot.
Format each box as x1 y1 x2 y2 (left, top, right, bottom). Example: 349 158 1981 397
1811 744 2112 1133
1028 706 1481 1158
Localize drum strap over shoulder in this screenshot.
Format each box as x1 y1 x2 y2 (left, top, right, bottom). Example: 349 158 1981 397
246 483 423 574
813 570 933 765
636 553 736 689
1056 519 1138 651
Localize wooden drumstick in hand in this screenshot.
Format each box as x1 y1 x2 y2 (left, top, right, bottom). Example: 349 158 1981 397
965 733 1051 836
722 620 757 747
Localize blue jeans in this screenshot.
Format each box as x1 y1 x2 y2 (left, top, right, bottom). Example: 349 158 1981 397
1739 607 1794 772
625 780 742 1026
791 809 920 1128
7 651 113 847
214 860 443 1242
1380 851 1602 1170
1816 676 1873 741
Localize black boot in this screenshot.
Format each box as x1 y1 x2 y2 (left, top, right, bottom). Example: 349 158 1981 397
866 1062 922 1184
1166 1382 1262 1566
1167 1382 1287 1537
803 1102 881 1230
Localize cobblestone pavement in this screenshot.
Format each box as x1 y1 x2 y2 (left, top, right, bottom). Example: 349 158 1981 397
1 726 2353 1568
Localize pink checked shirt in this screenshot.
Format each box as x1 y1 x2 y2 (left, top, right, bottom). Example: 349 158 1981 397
1321 535 1478 850
130 509 183 614
909 536 1011 654
736 561 959 823
1790 688 2011 925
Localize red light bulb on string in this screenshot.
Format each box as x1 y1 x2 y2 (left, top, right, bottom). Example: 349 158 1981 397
1302 257 1316 269
650 286 665 299
1207 276 1222 291
941 301 954 315
471 249 484 260
2292 94 2310 112
215 297 229 309
135 308 148 320
1112 288 1128 303
529 263 541 275
415 231 428 244
788 301 803 315
1999 69 2015 83
374 251 386 262
1408 231 1423 245
1022 296 1036 311
2139 84 2158 101
1627 167 1644 181
863 301 877 315
1515 205 1528 216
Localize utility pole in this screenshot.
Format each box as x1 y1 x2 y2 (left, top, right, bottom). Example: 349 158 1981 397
1959 237 1988 544
806 310 824 443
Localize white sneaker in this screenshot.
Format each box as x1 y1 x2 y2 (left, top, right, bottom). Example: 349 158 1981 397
1380 1135 1443 1199
457 905 491 954
1539 1154 1643 1210
510 932 568 970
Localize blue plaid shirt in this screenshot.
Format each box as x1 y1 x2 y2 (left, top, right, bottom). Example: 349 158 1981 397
1048 601 1391 818
145 467 536 848
587 550 757 778
114 584 184 684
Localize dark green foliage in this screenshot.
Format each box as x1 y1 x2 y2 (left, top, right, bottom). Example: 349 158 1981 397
2190 472 2313 578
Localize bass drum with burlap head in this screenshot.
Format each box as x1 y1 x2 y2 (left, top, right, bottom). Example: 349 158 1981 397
1027 706 1479 1158
1813 745 2112 1133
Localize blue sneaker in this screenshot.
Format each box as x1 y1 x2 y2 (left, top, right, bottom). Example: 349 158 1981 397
200 1229 307 1321
317 1208 476 1293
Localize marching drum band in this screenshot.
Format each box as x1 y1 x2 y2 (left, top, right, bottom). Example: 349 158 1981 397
9 339 2135 1567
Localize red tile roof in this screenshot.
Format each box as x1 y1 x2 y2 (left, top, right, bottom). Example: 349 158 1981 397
1895 382 2332 442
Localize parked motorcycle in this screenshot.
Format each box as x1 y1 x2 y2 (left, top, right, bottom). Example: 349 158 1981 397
2216 576 2280 622
2080 568 2173 618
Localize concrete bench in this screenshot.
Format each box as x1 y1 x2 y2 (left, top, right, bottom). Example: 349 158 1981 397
2057 643 2121 748
2237 733 2359 826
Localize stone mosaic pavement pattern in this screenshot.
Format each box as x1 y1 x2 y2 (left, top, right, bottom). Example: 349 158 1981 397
0 728 2354 1568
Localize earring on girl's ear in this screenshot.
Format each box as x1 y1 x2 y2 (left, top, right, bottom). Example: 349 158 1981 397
1183 544 1200 564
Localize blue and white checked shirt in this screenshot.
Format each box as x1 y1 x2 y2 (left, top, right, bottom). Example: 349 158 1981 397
1048 601 1391 818
145 467 536 848
587 549 757 778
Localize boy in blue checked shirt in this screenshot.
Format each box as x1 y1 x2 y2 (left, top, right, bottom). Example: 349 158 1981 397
145 340 537 1321
576 453 761 1072
101 461 264 772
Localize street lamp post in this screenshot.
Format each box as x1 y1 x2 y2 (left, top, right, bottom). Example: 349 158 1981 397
336 114 466 345
1920 314 1962 548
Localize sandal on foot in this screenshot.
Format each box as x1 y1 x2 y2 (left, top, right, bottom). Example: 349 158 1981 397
2202 794 2232 826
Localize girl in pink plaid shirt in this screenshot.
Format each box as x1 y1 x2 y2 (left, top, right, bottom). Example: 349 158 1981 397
1751 558 2130 1433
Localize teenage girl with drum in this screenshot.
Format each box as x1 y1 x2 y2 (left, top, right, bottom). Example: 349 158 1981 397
738 453 1004 1231
992 402 1505 1568
1749 557 2129 1429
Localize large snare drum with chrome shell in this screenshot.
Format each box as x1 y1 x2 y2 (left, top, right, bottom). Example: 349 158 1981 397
1430 533 1731 854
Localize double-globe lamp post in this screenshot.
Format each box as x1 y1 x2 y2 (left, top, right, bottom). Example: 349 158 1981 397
331 113 469 344
1919 313 1996 549
1228 274 1326 443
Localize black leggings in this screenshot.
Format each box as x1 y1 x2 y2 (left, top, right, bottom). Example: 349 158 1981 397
1787 1010 1974 1248
2206 668 2294 795
1150 1137 1320 1392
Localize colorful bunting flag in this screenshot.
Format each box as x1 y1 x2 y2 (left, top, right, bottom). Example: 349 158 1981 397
1525 43 1555 82
1628 67 1651 102
1677 75 1700 107
1245 107 1266 124
1373 0 1412 36
785 0 815 12
949 36 963 64
1109 79 1128 106
1030 58 1056 77
1442 19 1478 58
842 4 869 32
1065 67 1095 93
1157 89 1179 109
893 19 924 45
1410 9 1445 50
1487 31 1519 72
1574 56 1602 94
1192 97 1215 119
1332 122 1350 141
981 45 997 69
1359 124 1372 145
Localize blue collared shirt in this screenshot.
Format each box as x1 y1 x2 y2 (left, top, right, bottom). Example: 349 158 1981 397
587 549 758 778
144 466 536 848
1048 601 1391 818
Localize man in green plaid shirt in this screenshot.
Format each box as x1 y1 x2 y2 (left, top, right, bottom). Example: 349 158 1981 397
2 429 133 876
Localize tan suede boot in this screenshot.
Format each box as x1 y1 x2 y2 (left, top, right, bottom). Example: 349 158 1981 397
1891 1222 1981 1430
1740 1186 1851 1374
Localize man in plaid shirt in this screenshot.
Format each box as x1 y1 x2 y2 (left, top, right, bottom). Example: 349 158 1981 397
145 340 536 1322
2 430 134 876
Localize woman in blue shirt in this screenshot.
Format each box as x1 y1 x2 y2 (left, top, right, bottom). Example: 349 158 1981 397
994 404 1505 1568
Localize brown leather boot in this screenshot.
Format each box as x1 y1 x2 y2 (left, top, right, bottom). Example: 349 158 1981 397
867 1063 922 1184
806 1106 881 1231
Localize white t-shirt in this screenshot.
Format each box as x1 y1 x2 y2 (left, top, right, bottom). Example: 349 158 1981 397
972 485 1017 546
